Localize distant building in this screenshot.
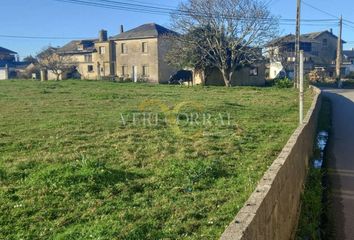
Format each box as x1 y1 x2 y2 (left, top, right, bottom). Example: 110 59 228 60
0 46 30 80
344 49 354 64
49 23 177 83
0 46 17 64
266 30 345 79
55 39 99 80
41 23 267 86
342 49 354 76
0 46 17 80
111 23 177 83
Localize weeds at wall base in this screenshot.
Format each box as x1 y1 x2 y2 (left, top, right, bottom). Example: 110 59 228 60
296 97 332 240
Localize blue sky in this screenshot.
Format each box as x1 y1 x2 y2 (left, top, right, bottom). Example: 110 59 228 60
1 0 353 59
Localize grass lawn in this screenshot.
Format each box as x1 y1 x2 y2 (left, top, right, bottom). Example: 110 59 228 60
0 80 312 239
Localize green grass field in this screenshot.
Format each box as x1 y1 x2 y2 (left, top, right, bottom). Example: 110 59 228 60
0 80 312 239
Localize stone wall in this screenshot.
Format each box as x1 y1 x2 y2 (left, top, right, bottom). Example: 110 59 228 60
115 38 159 83
94 41 116 78
220 87 322 240
194 64 266 86
0 66 9 80
158 37 177 84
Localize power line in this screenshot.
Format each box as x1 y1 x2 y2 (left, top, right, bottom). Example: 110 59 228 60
0 22 340 41
0 34 90 40
52 0 339 26
302 0 339 19
302 0 354 30
339 23 354 31
343 19 354 25
121 0 176 8
0 0 348 41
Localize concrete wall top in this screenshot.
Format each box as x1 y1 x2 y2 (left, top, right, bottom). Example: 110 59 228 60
220 87 322 240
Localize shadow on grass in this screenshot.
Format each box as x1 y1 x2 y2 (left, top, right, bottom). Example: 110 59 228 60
19 160 148 197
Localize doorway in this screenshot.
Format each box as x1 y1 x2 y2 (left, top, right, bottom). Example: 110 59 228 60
132 66 138 83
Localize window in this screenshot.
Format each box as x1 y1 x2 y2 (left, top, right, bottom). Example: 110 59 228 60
142 42 148 53
121 65 128 76
300 42 312 52
99 46 106 54
287 57 295 62
121 43 127 54
323 39 328 47
84 54 92 63
88 65 94 72
142 65 149 76
249 67 258 76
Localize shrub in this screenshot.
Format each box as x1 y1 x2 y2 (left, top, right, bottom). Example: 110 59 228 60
347 71 354 80
274 77 293 88
137 77 149 83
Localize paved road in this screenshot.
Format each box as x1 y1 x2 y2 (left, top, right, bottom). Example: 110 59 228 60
323 89 354 240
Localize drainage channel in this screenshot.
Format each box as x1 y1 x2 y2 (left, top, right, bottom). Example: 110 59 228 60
296 96 332 240
313 131 329 169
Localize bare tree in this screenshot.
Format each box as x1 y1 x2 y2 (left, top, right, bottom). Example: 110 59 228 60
170 0 279 87
23 55 38 64
165 27 213 84
37 47 76 81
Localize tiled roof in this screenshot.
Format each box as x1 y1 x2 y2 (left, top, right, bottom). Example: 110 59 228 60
0 61 30 68
267 34 319 46
56 39 97 54
111 23 177 40
344 50 354 58
268 30 346 46
302 30 346 43
0 46 17 55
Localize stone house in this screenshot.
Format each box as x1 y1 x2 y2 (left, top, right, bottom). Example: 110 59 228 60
342 49 354 76
0 46 35 80
266 30 345 79
53 31 115 80
47 23 176 82
43 23 267 86
0 46 17 80
111 23 177 83
0 46 17 63
344 49 354 64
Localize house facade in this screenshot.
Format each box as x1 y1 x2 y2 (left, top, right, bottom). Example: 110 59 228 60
344 49 354 64
0 46 17 63
266 30 345 79
342 49 354 76
0 46 35 80
0 47 17 80
43 23 267 86
112 23 176 83
48 23 176 83
53 31 115 80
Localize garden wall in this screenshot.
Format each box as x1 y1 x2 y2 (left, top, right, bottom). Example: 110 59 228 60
220 87 322 240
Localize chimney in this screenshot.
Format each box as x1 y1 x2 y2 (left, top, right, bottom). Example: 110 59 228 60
330 28 333 34
120 25 124 33
99 30 108 42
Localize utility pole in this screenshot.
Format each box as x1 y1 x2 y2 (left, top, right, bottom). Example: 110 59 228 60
294 0 301 88
336 15 343 86
299 51 304 124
